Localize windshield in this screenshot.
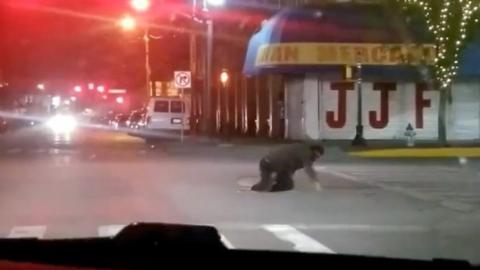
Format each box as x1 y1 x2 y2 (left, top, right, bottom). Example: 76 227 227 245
1 0 480 265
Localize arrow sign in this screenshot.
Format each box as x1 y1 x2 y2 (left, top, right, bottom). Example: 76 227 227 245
174 71 192 89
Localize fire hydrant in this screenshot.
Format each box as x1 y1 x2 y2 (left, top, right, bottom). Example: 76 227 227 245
404 123 416 147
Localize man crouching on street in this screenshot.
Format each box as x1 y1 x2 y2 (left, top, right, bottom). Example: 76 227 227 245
251 142 324 192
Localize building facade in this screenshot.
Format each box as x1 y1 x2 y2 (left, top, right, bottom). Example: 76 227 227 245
243 2 480 141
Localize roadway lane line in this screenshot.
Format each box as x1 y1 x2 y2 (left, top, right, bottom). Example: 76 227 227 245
316 166 358 181
219 233 235 249
98 224 127 237
34 148 47 154
9 226 46 239
6 148 22 154
262 225 335 254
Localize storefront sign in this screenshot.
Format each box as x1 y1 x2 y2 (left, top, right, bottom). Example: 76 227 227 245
325 82 431 129
256 43 436 66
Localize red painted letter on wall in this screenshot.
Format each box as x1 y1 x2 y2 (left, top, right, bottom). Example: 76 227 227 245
415 83 431 129
326 82 355 128
369 83 396 129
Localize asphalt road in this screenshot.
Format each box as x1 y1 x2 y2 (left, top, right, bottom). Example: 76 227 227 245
0 125 479 264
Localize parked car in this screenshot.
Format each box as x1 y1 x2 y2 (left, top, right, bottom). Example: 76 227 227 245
126 110 147 129
111 114 129 130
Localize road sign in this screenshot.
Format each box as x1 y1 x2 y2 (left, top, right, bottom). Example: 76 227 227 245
173 71 191 143
174 71 192 89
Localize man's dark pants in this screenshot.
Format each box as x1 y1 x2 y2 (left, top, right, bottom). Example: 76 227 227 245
251 158 294 192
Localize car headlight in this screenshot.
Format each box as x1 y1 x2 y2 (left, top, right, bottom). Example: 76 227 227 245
47 115 77 134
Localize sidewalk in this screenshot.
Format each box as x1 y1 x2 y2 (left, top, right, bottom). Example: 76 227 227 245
208 137 480 159
343 140 480 158
146 133 480 159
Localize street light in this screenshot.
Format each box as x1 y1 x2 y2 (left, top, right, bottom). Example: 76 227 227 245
352 63 366 146
37 83 45 91
220 70 229 86
97 85 105 93
193 0 225 135
121 0 152 97
206 0 225 6
130 0 150 12
219 69 230 138
74 85 82 93
119 15 137 31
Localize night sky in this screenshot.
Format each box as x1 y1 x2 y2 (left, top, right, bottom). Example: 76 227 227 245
1 0 191 94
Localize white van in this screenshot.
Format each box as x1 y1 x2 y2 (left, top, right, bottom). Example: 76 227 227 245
145 97 190 132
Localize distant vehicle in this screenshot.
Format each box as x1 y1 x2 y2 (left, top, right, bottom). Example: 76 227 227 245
0 116 8 133
126 110 147 129
111 114 129 130
144 97 190 133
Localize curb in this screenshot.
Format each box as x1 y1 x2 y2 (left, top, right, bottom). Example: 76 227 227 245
349 147 480 158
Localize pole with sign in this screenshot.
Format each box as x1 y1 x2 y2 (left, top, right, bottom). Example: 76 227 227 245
174 71 192 143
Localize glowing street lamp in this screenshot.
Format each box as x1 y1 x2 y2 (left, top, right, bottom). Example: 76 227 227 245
88 83 95 90
97 85 105 93
37 83 45 91
74 85 82 93
116 96 125 104
118 9 151 97
119 15 137 31
220 70 229 87
206 0 225 7
130 0 150 12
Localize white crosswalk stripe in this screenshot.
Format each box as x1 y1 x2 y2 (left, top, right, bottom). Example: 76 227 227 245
97 224 127 237
262 224 335 253
219 233 235 249
8 226 46 239
3 224 333 254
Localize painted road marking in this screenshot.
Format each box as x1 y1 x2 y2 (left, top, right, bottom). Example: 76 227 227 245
218 143 234 148
316 166 358 181
319 165 476 212
219 233 235 249
237 176 258 191
441 200 474 212
9 226 46 239
7 148 22 154
216 223 428 233
98 224 127 237
263 225 335 254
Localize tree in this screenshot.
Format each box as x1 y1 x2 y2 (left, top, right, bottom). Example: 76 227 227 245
398 0 479 145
